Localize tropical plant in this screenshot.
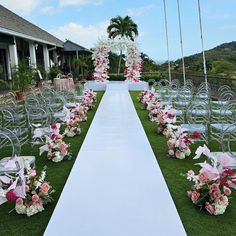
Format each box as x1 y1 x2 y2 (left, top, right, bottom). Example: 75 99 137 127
12 61 36 92
48 65 62 82
107 15 138 74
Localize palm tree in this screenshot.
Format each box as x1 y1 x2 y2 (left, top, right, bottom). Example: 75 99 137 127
107 16 138 74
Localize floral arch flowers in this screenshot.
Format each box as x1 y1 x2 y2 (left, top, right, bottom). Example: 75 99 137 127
92 38 142 83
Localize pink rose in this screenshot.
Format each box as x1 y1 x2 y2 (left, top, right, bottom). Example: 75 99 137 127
199 172 208 182
212 190 221 200
168 150 175 156
210 183 220 192
32 194 40 203
16 198 23 205
191 191 200 203
187 191 192 198
223 187 231 196
205 203 215 215
60 143 68 154
167 141 174 149
6 189 17 202
40 182 50 193
194 182 201 190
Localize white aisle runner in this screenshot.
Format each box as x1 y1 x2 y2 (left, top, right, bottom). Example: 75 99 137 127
44 84 186 236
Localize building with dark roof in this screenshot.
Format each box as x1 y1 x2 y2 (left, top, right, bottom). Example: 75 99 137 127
0 4 64 80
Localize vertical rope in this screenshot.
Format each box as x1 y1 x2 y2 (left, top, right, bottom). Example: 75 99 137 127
163 0 172 83
197 0 208 91
177 0 186 86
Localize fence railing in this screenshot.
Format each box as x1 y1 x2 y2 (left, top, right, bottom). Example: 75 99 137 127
142 72 236 97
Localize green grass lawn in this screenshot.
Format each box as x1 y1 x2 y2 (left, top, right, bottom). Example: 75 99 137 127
130 91 236 236
0 91 104 236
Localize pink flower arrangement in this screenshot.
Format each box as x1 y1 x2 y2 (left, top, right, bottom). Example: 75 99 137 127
71 105 88 122
148 100 162 122
39 125 71 163
82 89 97 110
165 125 198 159
15 166 55 217
46 133 71 162
1 166 55 217
63 115 82 137
124 45 142 83
92 45 110 82
138 90 157 108
186 145 236 215
156 106 176 134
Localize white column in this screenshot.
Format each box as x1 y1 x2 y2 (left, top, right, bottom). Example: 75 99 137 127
43 44 50 72
29 41 37 68
9 36 18 69
53 49 58 65
5 48 12 80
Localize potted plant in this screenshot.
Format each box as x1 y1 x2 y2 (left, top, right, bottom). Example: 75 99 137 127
12 62 36 100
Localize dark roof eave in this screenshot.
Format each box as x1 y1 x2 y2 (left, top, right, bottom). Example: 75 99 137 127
0 26 64 47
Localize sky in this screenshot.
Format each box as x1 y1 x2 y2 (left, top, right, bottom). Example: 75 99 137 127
0 0 235 62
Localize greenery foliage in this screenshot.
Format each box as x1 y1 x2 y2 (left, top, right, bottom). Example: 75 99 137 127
107 15 138 41
12 62 36 91
48 65 62 81
161 41 236 78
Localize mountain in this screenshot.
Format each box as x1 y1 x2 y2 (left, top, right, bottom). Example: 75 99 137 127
162 41 236 78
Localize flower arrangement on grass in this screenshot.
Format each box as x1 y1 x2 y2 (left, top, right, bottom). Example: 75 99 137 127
39 123 71 163
138 90 157 109
82 89 97 110
1 166 55 217
46 133 71 162
138 89 148 102
83 89 97 102
71 105 88 122
186 145 236 215
15 166 55 217
63 115 82 137
157 106 176 134
165 125 200 159
148 99 162 122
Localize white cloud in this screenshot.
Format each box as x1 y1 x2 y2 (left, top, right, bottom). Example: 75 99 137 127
41 6 56 14
59 0 103 7
127 5 156 17
49 21 109 49
0 0 41 15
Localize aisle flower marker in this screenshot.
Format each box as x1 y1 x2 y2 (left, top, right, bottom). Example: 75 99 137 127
0 166 55 217
186 145 236 215
165 125 199 159
39 124 71 163
157 105 176 134
148 99 162 122
63 115 82 137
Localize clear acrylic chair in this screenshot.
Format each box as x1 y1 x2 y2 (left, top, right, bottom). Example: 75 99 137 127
181 103 210 143
210 101 236 143
0 127 35 174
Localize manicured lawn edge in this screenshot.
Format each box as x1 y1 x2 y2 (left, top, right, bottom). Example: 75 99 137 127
130 91 236 236
0 92 104 236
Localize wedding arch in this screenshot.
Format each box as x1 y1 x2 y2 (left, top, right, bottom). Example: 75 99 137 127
92 38 142 83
